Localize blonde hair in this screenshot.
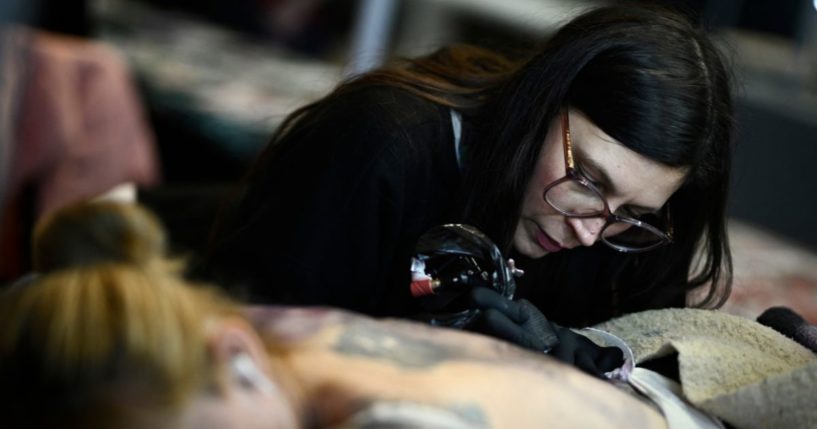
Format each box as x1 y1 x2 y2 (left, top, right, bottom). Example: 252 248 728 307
32 200 177 273
0 202 241 428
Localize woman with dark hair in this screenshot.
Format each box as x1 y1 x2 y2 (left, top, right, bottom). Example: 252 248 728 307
203 5 734 374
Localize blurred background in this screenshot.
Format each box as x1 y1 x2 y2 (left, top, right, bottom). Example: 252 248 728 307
1 0 816 319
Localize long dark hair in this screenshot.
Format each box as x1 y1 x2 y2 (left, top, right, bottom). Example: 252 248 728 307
247 4 734 309
457 6 734 309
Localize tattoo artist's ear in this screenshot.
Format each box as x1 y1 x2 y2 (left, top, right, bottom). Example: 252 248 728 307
208 317 277 394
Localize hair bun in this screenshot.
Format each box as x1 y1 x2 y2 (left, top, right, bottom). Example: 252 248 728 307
32 201 168 272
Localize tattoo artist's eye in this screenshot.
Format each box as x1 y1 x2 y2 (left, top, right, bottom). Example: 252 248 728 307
578 165 604 189
618 206 641 217
620 206 656 219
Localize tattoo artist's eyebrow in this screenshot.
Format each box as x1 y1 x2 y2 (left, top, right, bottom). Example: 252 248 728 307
574 148 661 214
573 147 616 192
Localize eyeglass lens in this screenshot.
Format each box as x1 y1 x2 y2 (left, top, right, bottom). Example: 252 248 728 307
544 180 605 215
545 181 666 250
602 215 665 249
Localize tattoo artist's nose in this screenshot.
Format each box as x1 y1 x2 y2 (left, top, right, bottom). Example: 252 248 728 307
567 216 605 247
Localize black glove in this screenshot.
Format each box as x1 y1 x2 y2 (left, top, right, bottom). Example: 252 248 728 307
549 324 624 378
464 287 559 352
464 287 623 377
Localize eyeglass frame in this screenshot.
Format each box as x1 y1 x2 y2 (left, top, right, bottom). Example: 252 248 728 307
540 109 674 253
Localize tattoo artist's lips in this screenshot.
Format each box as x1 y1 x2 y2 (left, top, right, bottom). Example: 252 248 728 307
535 227 564 253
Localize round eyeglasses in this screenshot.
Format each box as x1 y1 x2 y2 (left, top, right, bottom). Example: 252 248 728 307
542 110 673 253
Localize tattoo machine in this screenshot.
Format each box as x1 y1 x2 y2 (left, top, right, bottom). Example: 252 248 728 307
408 224 524 328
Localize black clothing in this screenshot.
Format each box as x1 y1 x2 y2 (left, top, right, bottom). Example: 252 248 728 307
205 85 685 326
512 245 685 327
206 86 463 317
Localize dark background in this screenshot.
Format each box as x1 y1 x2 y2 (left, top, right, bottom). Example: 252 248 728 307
4 0 817 261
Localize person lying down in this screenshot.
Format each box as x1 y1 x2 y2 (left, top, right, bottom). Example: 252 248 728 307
1 263 669 429
4 201 814 429
0 201 665 429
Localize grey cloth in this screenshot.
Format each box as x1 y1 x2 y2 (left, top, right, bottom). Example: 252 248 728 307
595 308 817 429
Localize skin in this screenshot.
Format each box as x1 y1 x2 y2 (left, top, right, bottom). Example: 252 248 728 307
180 388 298 429
169 307 667 429
177 317 303 429
162 307 668 428
514 109 688 259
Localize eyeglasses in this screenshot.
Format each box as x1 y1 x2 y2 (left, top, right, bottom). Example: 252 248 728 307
541 110 673 253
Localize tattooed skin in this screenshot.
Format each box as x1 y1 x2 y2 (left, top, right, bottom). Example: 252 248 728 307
446 402 490 428
341 400 490 429
246 305 360 344
333 321 455 369
250 306 667 428
251 305 565 373
332 316 563 376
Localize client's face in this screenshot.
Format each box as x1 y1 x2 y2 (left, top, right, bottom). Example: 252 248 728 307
110 352 300 429
175 321 302 429
180 385 299 429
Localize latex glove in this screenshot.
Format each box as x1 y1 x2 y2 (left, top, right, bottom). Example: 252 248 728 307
465 287 623 377
463 287 559 352
549 324 624 377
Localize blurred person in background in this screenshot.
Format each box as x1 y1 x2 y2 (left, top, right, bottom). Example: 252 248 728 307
0 0 159 283
202 4 735 376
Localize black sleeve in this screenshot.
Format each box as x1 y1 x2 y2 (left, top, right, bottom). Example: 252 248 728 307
206 87 460 317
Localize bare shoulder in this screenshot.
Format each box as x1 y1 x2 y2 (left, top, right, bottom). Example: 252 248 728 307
246 306 666 428
247 305 540 366
245 305 362 344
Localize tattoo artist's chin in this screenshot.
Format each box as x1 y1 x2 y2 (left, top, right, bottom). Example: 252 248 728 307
512 230 550 260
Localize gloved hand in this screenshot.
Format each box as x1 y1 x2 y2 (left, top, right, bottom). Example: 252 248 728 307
464 287 559 352
464 287 623 377
549 324 624 378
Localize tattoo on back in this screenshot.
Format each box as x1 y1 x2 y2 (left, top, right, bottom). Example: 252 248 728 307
333 322 453 369
332 318 560 376
342 400 490 429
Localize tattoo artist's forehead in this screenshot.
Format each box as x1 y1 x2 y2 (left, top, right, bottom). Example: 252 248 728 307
568 111 687 209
